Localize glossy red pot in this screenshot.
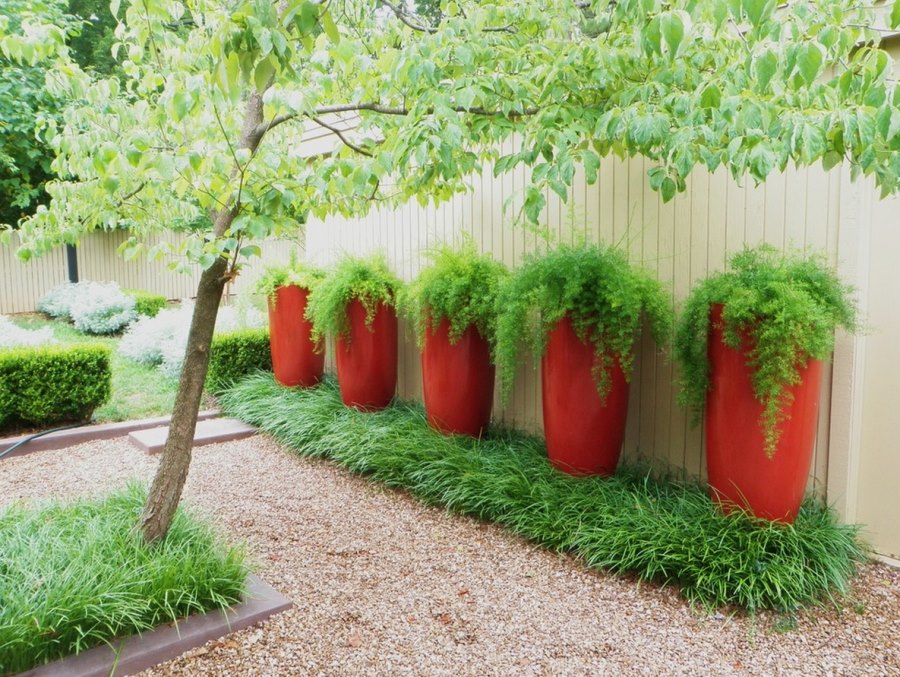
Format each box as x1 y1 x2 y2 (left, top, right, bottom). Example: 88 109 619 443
422 317 495 437
706 304 824 523
541 315 630 476
267 285 324 387
335 299 398 410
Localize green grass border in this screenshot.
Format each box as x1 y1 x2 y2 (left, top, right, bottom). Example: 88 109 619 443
222 373 867 612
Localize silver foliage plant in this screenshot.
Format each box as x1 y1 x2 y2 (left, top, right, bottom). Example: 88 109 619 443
0 316 57 349
119 298 264 379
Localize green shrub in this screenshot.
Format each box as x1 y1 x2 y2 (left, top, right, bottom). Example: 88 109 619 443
0 484 248 673
0 343 111 430
125 288 168 317
206 328 271 395
221 373 867 612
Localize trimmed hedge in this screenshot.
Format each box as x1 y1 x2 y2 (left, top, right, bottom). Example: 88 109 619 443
206 328 271 395
125 289 168 318
0 344 112 431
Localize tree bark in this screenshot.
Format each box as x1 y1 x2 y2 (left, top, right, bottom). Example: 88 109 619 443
139 91 266 543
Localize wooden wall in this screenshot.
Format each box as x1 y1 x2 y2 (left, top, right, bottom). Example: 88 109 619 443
305 148 848 492
0 230 304 314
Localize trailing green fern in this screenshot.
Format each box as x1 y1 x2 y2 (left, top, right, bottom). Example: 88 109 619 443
305 253 402 343
675 246 858 456
402 239 508 349
254 255 325 303
494 242 672 400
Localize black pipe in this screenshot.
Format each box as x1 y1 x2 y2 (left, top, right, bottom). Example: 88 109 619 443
0 423 83 460
66 243 78 283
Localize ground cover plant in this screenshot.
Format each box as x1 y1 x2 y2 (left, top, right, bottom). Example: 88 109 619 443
119 300 265 379
222 373 866 612
37 281 137 335
0 484 248 674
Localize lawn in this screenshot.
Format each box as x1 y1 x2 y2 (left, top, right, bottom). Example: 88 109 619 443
9 315 211 424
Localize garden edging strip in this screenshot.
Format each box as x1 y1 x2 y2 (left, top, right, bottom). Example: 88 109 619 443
19 575 291 677
0 410 220 459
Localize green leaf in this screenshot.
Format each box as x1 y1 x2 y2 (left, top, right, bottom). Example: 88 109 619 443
700 84 721 109
171 90 193 121
582 150 601 184
796 43 823 87
523 186 546 223
254 58 276 92
321 10 340 43
742 0 774 26
660 12 685 58
660 177 676 202
753 50 777 92
892 0 900 30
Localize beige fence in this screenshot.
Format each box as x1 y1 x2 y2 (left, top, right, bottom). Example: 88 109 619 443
0 229 305 314
306 151 842 489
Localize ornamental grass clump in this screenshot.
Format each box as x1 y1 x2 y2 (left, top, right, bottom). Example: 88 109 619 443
221 373 866 611
675 246 858 456
402 240 507 347
494 243 672 399
305 254 402 343
0 484 248 673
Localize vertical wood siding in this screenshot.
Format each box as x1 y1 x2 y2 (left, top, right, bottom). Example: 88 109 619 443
0 231 304 314
305 154 846 492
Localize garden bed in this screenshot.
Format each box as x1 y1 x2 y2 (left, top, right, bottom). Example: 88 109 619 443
222 373 867 612
1 435 897 673
0 485 249 674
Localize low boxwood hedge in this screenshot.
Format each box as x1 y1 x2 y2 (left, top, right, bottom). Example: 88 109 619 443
0 343 112 431
125 289 168 318
206 328 271 395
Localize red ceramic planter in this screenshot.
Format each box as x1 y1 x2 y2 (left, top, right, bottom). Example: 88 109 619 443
267 285 324 387
335 299 398 410
422 317 495 437
541 315 630 476
705 304 824 523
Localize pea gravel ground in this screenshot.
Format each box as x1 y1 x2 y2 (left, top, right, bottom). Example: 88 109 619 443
1 435 898 676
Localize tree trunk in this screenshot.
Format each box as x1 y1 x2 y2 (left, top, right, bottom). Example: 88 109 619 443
138 257 228 542
139 91 266 543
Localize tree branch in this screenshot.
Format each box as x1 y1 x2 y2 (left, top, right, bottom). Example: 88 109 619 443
309 116 373 156
255 101 540 137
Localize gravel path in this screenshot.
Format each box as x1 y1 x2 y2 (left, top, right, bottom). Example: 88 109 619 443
1 435 898 676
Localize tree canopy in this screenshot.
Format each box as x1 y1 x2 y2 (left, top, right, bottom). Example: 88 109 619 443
3 0 900 260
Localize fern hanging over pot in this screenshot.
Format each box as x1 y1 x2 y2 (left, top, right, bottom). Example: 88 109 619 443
255 256 325 303
305 253 402 343
674 245 858 456
402 240 508 349
495 243 672 400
